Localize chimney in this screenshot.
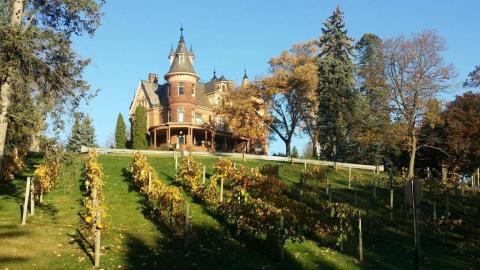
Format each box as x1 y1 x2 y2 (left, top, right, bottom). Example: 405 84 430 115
148 73 158 83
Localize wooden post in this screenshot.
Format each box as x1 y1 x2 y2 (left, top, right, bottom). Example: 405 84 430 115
184 203 190 251
373 179 377 200
148 171 152 193
359 215 364 263
279 214 284 261
354 177 358 205
202 165 206 185
39 188 43 204
411 180 420 270
220 179 224 202
304 161 307 171
325 177 329 194
390 188 394 221
433 201 437 221
93 184 101 267
22 177 31 225
328 184 332 204
348 166 352 188
30 177 35 216
175 155 178 173
445 192 449 216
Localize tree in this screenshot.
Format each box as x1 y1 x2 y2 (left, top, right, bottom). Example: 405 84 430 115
316 6 356 163
291 146 299 158
464 66 480 88
0 0 104 176
434 92 480 172
132 106 148 149
66 113 83 152
81 115 97 148
66 113 96 152
216 82 270 154
352 33 395 165
115 113 126 149
383 31 454 178
261 41 318 157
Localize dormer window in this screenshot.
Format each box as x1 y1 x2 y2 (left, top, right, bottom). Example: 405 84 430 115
178 82 184 95
179 54 185 64
192 84 196 96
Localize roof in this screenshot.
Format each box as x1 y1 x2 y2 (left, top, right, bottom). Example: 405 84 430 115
166 29 196 75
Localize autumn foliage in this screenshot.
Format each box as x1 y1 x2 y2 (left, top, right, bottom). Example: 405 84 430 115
128 152 186 234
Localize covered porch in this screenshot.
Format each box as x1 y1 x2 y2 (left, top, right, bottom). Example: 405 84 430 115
148 124 247 152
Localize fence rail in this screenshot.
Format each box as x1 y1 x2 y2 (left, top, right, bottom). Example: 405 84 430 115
89 147 384 172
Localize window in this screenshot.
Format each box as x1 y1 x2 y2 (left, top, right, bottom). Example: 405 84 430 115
192 84 196 96
179 54 185 64
222 85 226 91
167 84 170 96
195 113 203 124
178 82 184 95
178 107 184 122
191 109 195 123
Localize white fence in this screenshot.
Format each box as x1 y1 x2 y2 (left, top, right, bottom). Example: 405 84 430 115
90 147 384 172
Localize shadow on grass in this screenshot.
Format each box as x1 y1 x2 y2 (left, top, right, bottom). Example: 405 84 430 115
122 223 339 270
68 228 94 265
36 203 59 223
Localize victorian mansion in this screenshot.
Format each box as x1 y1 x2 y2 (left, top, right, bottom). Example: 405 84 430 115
129 28 268 154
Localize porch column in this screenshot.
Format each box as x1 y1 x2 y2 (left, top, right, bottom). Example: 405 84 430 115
212 132 216 151
167 126 170 144
224 136 227 151
204 129 207 147
154 129 157 148
187 127 191 146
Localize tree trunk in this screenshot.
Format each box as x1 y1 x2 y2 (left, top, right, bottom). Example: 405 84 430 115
0 82 11 170
0 0 24 172
285 140 291 157
408 134 417 179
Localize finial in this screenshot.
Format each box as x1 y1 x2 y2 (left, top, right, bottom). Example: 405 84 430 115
190 45 193 52
212 68 217 79
243 67 248 79
180 23 184 41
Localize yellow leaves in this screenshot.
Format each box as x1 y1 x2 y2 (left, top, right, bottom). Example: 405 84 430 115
83 149 107 233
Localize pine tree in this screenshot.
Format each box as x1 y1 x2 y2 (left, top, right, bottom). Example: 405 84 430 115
115 113 127 149
132 106 148 150
291 146 299 158
66 113 97 152
66 113 84 152
352 33 393 165
316 6 356 162
81 116 97 148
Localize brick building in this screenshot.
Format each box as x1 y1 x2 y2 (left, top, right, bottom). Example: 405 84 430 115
129 28 267 153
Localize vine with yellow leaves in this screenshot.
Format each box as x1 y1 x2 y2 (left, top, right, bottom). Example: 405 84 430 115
128 152 186 234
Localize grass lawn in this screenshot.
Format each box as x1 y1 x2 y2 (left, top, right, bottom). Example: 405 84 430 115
0 153 478 269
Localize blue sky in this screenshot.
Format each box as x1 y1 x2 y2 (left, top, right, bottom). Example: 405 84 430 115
71 0 480 154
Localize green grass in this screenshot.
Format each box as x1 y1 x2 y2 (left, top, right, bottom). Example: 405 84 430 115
0 153 478 269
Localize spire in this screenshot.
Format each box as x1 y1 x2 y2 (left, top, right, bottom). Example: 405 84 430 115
180 23 184 42
211 68 217 80
164 25 198 79
241 68 250 88
169 45 174 56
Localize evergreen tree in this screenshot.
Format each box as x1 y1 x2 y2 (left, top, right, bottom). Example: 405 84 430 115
291 146 299 158
66 113 84 152
352 33 394 165
132 106 148 149
81 116 97 148
66 113 97 152
316 6 356 163
115 113 127 149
